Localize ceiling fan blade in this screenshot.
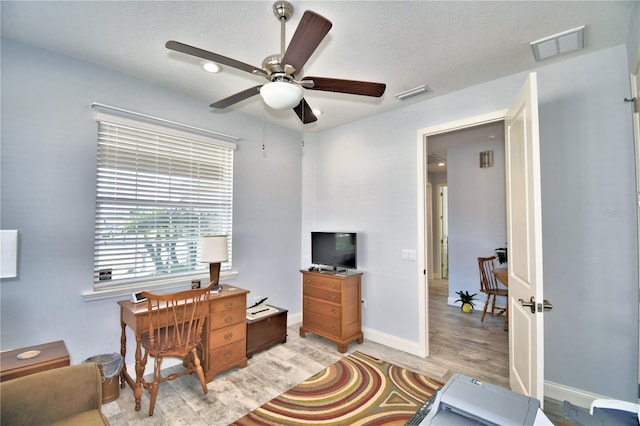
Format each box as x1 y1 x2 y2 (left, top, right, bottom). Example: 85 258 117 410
293 98 318 124
281 11 332 73
166 40 266 76
303 76 386 97
210 85 263 109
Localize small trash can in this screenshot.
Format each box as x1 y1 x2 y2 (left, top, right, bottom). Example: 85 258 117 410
84 353 123 404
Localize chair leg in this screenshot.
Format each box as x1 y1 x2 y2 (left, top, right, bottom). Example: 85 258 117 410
148 356 162 416
191 348 208 395
481 294 490 321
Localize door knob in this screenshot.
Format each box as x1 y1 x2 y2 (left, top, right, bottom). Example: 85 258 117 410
519 296 536 314
518 296 553 314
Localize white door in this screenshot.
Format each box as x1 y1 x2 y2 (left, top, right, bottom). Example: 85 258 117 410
505 73 547 403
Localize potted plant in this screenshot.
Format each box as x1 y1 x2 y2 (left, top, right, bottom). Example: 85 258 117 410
455 290 477 313
494 246 508 265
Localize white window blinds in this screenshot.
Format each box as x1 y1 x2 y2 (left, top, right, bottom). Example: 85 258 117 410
93 114 234 289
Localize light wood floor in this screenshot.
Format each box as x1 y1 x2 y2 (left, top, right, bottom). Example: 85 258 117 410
103 279 573 425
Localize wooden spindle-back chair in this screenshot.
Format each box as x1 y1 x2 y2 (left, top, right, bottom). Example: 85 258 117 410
139 283 213 416
477 256 508 326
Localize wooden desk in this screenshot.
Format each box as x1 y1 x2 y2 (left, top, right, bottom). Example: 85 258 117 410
493 268 509 331
0 340 70 382
118 284 249 411
494 269 508 287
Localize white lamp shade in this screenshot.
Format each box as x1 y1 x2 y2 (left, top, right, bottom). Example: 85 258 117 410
200 235 228 263
260 81 303 110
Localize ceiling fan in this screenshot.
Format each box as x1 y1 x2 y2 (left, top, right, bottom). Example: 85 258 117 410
166 1 386 124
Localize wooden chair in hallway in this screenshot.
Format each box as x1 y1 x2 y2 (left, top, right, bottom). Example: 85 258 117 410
139 282 213 416
477 256 508 329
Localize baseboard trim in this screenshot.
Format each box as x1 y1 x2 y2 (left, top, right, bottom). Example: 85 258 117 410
544 380 611 409
362 326 423 356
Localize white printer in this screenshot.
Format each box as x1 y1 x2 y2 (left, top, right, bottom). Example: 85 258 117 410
414 373 540 425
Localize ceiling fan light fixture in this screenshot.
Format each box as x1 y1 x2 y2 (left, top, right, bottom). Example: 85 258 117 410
202 62 221 73
260 81 303 110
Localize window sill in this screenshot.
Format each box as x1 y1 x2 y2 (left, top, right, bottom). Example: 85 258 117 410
82 270 239 302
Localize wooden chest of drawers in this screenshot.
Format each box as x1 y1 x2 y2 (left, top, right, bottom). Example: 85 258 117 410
299 270 363 353
200 287 248 381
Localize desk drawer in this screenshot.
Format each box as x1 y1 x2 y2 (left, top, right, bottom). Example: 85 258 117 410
210 294 245 314
208 322 245 349
210 340 246 366
209 306 244 329
303 297 341 319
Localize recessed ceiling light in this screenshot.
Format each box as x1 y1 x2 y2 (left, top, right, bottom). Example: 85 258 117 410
530 26 585 61
438 162 445 167
202 62 221 73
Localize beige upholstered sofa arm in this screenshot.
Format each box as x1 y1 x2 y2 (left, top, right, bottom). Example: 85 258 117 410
0 363 109 425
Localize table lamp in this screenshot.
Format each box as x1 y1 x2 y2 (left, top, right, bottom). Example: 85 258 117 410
200 235 228 286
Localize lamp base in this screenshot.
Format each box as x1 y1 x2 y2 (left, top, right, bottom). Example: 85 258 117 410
209 262 221 286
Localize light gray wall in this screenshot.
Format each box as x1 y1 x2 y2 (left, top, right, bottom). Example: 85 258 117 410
627 2 639 71
448 139 506 303
0 39 302 365
302 44 637 400
2 36 637 402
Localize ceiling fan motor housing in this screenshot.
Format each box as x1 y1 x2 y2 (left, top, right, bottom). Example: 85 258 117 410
273 1 294 21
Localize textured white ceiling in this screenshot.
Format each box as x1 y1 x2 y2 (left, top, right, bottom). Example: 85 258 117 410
1 1 635 131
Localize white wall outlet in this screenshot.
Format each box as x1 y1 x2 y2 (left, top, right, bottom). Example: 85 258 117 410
402 249 417 261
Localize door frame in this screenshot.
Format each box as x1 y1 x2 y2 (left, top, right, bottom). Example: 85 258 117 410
417 110 507 357
436 183 448 279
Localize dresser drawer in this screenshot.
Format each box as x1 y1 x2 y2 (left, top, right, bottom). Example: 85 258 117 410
302 282 342 303
209 339 246 366
303 297 341 319
303 311 341 338
302 274 342 289
208 321 245 350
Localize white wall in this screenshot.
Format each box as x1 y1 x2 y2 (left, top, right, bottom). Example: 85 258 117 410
448 139 506 304
0 39 303 365
303 45 637 401
2 36 637 403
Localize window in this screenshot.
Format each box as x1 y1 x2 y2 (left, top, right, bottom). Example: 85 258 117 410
93 113 235 289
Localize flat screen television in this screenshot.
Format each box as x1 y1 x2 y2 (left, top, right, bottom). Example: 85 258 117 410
311 232 357 271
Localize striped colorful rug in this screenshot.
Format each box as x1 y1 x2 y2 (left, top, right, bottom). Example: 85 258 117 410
232 351 443 425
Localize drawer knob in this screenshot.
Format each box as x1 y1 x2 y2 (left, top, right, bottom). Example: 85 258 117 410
329 294 337 300
224 302 233 308
331 308 337 315
225 316 233 323
304 289 311 295
224 332 233 340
